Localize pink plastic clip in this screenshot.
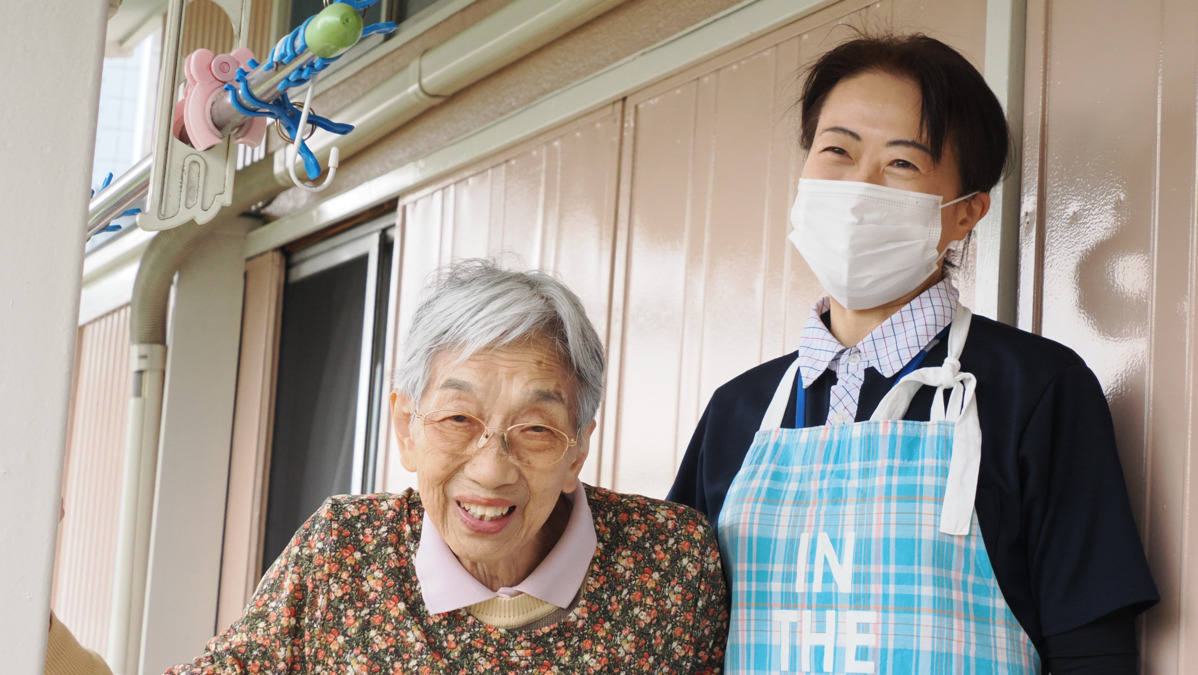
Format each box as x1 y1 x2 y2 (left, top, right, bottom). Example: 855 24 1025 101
173 47 267 151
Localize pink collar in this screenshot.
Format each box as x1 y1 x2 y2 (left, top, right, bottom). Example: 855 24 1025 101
414 483 597 615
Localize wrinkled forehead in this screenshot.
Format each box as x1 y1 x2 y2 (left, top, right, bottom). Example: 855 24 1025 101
423 336 578 414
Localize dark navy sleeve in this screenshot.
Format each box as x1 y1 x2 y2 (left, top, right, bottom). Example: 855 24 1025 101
1040 608 1139 674
667 404 715 523
1020 362 1158 635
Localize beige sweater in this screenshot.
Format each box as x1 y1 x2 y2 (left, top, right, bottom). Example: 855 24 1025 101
46 612 112 675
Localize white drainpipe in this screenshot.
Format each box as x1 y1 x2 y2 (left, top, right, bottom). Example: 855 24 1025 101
106 0 626 671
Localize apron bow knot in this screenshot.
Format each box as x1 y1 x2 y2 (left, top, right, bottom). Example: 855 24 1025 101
868 307 980 536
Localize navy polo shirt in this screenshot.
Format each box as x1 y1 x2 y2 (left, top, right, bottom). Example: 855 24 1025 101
667 313 1158 658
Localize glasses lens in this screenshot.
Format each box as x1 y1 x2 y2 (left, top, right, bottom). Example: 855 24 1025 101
421 410 484 451
506 423 571 465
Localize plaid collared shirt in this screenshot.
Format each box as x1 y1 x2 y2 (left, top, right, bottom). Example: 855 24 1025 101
796 280 959 425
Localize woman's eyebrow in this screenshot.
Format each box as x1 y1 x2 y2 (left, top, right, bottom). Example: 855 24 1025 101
887 138 934 156
437 378 474 393
529 389 567 406
820 126 861 140
820 126 933 157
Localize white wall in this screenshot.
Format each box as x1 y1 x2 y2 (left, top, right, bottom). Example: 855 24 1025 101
0 1 107 672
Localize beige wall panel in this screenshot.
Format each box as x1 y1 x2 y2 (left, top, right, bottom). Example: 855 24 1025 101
52 306 132 654
609 0 991 497
1023 0 1198 668
216 252 285 631
613 32 814 497
452 174 494 260
1034 0 1156 631
381 105 622 493
1158 2 1198 664
891 0 985 50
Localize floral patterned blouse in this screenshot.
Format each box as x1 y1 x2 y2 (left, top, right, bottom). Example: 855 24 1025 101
167 485 729 674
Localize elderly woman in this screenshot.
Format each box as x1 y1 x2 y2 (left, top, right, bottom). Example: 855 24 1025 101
168 259 728 673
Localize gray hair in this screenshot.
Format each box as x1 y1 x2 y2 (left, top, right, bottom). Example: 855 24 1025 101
394 259 606 433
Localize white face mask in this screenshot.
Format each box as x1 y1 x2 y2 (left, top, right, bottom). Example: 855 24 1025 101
787 178 976 310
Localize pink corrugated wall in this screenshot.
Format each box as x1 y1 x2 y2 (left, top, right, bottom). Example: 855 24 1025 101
1021 0 1198 668
52 306 131 655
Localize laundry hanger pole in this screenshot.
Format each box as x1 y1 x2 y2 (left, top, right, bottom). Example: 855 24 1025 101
86 0 395 238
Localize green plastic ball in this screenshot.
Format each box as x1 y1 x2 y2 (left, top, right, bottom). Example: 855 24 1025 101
304 3 364 59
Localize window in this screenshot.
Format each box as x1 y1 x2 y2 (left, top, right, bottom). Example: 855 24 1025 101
261 220 394 573
87 26 162 252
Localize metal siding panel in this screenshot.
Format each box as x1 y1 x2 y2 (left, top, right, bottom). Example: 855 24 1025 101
554 114 623 486
760 34 807 365
616 81 699 496
498 148 549 263
1018 0 1050 334
178 0 273 72
1143 0 1198 666
1036 3 1160 629
451 173 495 260
216 251 285 632
1038 1 1155 400
1162 0 1198 666
613 1 897 496
53 306 132 656
1024 0 1198 667
697 49 788 409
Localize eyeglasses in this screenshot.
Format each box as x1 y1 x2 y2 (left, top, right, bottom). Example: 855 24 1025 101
412 408 577 467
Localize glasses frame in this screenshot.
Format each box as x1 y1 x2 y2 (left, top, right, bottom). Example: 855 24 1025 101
412 408 578 467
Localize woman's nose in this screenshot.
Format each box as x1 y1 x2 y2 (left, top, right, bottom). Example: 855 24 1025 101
463 432 519 485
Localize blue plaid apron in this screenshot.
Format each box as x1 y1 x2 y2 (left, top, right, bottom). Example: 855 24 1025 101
718 305 1039 674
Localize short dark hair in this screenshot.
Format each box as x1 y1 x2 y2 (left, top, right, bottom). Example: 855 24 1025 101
798 33 1011 195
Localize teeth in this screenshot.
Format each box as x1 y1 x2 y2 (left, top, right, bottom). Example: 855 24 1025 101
459 501 514 521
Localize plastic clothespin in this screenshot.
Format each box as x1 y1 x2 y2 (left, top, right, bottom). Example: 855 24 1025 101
286 73 338 192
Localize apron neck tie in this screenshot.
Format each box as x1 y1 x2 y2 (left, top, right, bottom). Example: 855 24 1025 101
871 306 979 535
759 305 980 536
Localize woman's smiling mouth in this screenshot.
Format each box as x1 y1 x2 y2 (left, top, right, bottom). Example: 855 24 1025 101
458 501 516 521
455 500 518 534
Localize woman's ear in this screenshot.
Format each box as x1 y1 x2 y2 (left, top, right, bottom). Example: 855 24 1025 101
952 191 991 240
390 391 419 472
560 419 597 494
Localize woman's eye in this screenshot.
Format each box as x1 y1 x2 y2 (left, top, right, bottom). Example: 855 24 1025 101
434 413 475 427
890 158 920 171
820 145 849 157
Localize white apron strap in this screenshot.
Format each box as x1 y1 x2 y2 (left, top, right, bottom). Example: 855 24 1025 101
759 356 802 431
870 304 980 536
